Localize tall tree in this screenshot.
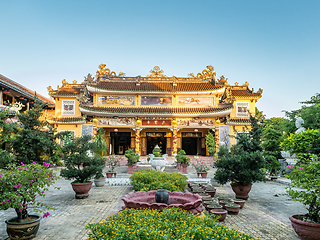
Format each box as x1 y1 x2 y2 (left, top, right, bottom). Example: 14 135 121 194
8 97 60 164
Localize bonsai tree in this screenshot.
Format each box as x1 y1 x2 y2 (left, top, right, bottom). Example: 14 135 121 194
92 128 108 157
8 97 60 165
214 115 266 186
60 134 105 183
175 149 190 165
205 132 216 155
124 149 140 165
261 127 282 176
152 146 162 157
286 154 320 223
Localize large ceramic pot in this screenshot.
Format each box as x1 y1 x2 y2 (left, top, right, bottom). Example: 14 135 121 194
230 183 252 200
181 164 188 174
128 165 134 174
94 177 106 187
155 188 169 204
231 199 246 209
5 215 41 239
71 182 93 199
289 215 320 240
225 203 241 215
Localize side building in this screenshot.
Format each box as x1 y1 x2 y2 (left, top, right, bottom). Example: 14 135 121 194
47 64 262 156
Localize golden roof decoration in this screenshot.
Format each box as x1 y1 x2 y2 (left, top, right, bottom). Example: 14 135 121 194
188 65 217 82
217 75 228 85
147 66 167 78
96 64 125 77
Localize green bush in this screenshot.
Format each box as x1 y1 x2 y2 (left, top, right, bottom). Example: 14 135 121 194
85 208 253 240
130 169 187 192
175 149 190 165
125 149 140 165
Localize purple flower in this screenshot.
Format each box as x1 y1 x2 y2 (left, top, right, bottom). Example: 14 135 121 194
43 212 50 218
43 162 50 167
18 194 21 196
41 191 44 194
32 199 35 202
14 184 22 188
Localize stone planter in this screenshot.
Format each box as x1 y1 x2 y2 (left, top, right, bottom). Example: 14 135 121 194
150 157 167 172
230 183 252 200
206 204 222 212
5 215 41 240
289 215 320 240
94 177 106 187
71 182 93 199
210 209 227 222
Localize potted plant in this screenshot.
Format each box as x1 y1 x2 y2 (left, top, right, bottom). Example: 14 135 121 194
124 149 139 174
105 155 122 178
192 159 209 178
225 202 241 215
286 154 320 240
214 115 266 199
92 128 108 157
0 162 58 239
175 150 190 174
60 134 105 198
205 132 216 156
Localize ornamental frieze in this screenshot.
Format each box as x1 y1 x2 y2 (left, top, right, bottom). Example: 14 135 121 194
97 117 135 127
177 118 215 127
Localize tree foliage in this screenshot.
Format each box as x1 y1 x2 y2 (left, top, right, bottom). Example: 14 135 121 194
60 134 105 183
7 97 60 165
261 127 282 175
214 115 266 185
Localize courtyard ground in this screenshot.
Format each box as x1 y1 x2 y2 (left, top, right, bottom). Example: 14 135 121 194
0 157 305 240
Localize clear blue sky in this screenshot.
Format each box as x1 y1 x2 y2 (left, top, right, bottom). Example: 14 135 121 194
1 0 319 118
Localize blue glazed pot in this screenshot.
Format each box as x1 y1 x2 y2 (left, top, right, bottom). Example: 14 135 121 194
155 188 169 204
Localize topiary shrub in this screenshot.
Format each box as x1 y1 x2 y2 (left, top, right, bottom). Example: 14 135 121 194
130 169 187 192
124 148 140 165
175 149 190 165
86 208 253 240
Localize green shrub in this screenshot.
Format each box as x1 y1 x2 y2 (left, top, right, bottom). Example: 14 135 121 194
85 208 253 240
130 169 187 192
175 149 190 165
125 149 140 165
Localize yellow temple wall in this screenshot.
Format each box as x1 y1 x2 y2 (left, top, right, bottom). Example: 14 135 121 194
55 97 81 117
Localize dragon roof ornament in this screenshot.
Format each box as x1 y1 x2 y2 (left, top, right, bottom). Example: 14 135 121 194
147 66 167 78
96 64 125 78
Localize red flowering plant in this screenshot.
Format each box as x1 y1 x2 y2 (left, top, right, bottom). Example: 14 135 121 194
0 162 59 222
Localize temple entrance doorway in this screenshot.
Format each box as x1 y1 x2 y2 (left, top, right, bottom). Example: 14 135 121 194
110 132 131 155
146 132 167 154
181 132 202 155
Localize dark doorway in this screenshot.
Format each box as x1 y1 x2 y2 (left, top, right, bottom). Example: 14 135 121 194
110 132 131 155
146 132 167 154
181 132 202 155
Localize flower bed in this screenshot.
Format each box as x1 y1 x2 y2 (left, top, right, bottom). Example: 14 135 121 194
85 208 253 240
130 169 187 192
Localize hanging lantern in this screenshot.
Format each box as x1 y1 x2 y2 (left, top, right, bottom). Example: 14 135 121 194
114 129 118 132
93 118 98 124
194 129 198 132
216 119 220 124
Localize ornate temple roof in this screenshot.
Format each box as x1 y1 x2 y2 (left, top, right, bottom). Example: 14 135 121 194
47 79 84 98
0 74 55 107
79 104 233 118
48 116 86 124
226 118 251 125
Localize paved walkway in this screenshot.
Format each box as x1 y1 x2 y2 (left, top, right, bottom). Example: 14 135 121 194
0 160 303 240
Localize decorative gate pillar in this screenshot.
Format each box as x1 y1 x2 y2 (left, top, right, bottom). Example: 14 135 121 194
172 127 178 155
135 128 141 154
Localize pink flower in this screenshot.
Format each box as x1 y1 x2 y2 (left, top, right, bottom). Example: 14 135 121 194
299 167 303 170
21 162 25 166
19 203 21 206
14 184 22 188
0 173 2 177
32 199 35 202
43 162 50 167
18 194 21 196
32 162 36 164
19 209 22 212
41 191 44 194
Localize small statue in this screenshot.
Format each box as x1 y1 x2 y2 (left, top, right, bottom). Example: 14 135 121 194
295 117 306 134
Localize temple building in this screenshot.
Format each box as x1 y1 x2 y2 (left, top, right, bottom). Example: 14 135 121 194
47 64 263 156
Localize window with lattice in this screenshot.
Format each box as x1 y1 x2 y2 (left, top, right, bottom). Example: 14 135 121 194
236 102 249 117
62 100 75 115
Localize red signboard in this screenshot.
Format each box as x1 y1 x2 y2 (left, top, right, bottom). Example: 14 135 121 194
142 119 171 126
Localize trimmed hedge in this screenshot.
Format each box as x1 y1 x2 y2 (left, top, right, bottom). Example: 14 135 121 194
129 169 187 192
85 208 253 240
